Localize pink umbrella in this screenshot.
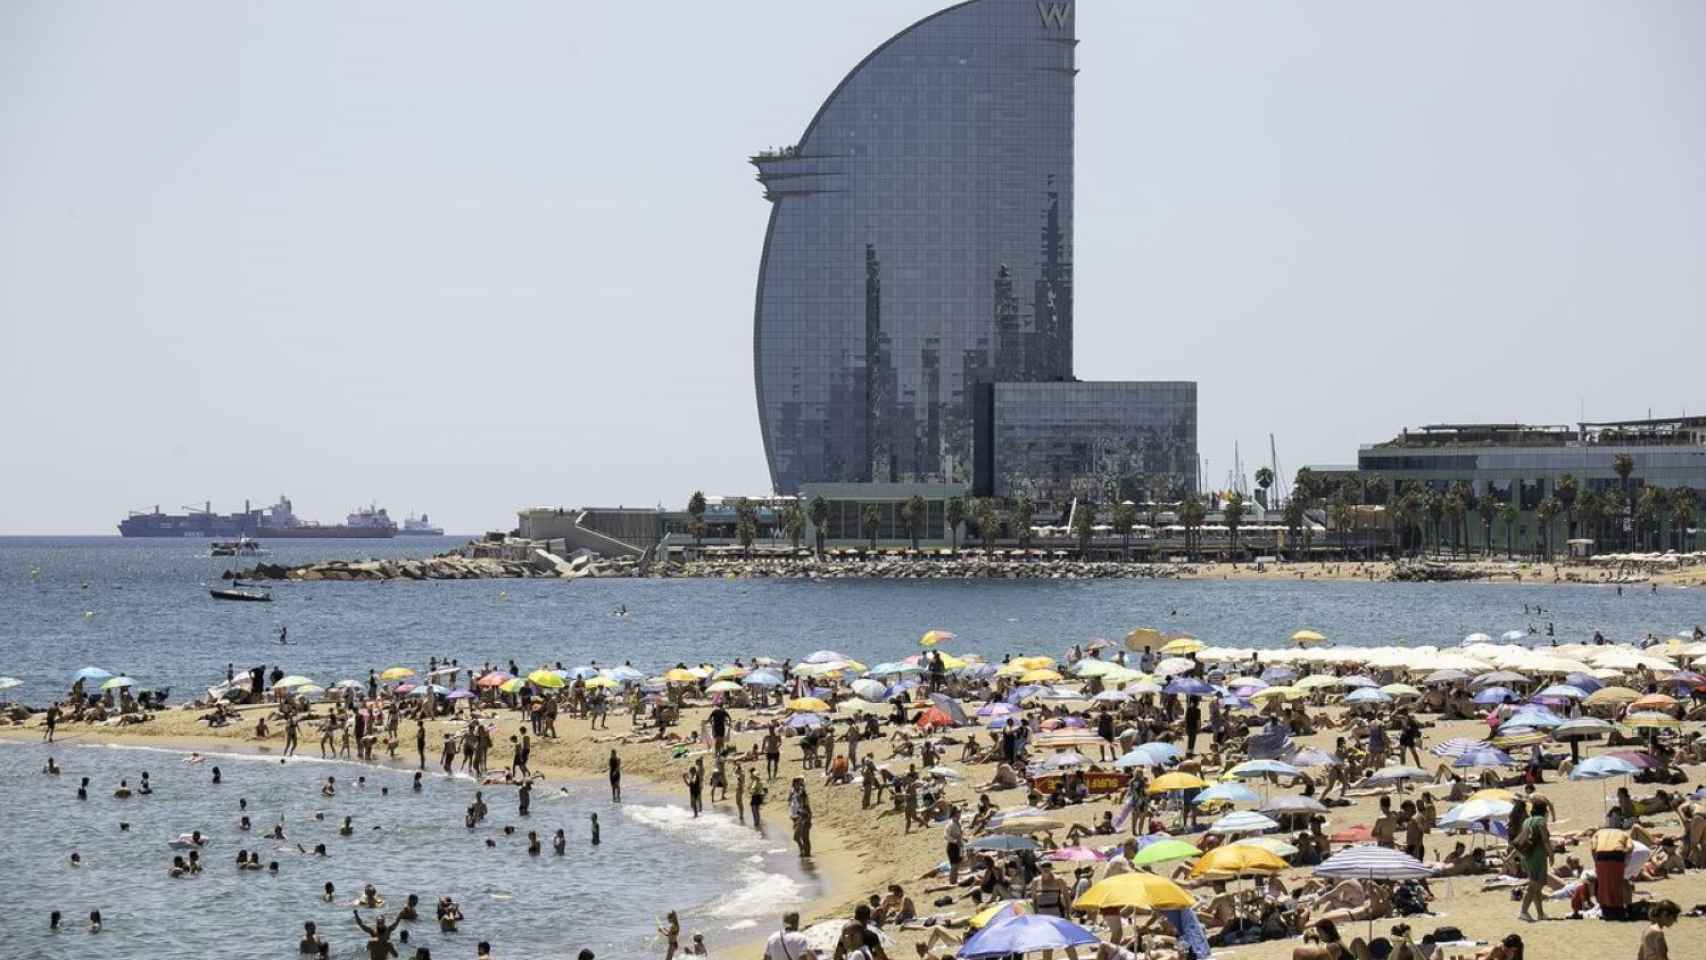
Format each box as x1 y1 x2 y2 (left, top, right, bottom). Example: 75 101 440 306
1046 846 1106 862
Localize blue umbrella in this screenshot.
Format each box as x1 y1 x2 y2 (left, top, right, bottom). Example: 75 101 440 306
71 666 112 683
1314 845 1434 880
1115 742 1182 769
743 670 783 687
1473 686 1517 705
1344 688 1392 704
1341 675 1378 688
784 713 824 730
968 835 1040 852
1006 684 1043 705
1165 677 1214 696
1452 747 1514 768
957 914 1098 959
1501 707 1563 730
1430 738 1485 758
1229 759 1302 779
1536 684 1589 700
605 665 645 682
1564 673 1604 693
1193 783 1260 806
1259 666 1296 683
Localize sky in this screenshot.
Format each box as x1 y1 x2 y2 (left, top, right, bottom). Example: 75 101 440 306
2 1 1702 535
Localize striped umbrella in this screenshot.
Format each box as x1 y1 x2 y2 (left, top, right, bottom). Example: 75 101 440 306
1430 738 1486 758
1208 810 1279 834
1314 844 1434 880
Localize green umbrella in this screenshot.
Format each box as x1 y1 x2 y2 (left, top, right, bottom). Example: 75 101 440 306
100 676 135 690
1131 839 1202 866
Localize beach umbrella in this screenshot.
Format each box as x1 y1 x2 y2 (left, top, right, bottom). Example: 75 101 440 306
661 668 698 684
742 670 783 687
784 713 824 730
380 667 415 682
1129 839 1202 867
1072 659 1118 678
1473 686 1517 705
1209 811 1279 834
1034 751 1091 771
522 669 562 689
1379 683 1423 698
977 701 1019 718
1624 711 1681 730
1238 836 1299 859
1092 689 1132 704
1570 755 1641 780
1154 657 1197 677
957 914 1098 958
1314 845 1434 880
1249 685 1302 703
1423 669 1470 686
410 684 449 697
440 689 471 701
1491 729 1549 749
920 629 956 648
1193 783 1260 806
1227 675 1270 690
475 672 512 688
1286 748 1339 767
1292 629 1329 648
1630 693 1678 711
1116 742 1181 769
1429 738 1485 759
273 675 313 689
601 665 644 683
1161 637 1205 655
1452 747 1514 768
787 696 831 712
1551 717 1614 741
1259 664 1297 682
1340 675 1378 689
1438 798 1514 827
1147 772 1209 794
967 900 1032 931
1073 873 1196 911
99 676 135 690
1500 707 1563 729
1536 683 1589 700
1260 795 1329 816
1228 759 1301 779
497 677 526 694
71 666 112 683
295 685 326 697
1295 674 1343 691
1473 670 1530 686
1563 672 1604 692
584 676 618 690
1020 668 1063 684
705 680 743 694
849 678 887 701
969 835 1041 852
1190 844 1287 878
1164 677 1214 696
1126 627 1165 650
1344 687 1392 705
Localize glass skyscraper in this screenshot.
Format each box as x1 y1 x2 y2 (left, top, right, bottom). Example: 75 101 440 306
752 0 1194 500
752 0 1076 493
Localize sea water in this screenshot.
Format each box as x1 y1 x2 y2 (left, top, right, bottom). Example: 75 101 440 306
0 737 812 959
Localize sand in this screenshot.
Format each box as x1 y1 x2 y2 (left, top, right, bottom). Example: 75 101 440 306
1173 558 1706 588
10 700 1706 959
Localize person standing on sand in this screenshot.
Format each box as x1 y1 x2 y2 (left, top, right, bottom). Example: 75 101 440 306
1640 899 1679 960
684 759 703 818
763 726 781 781
1515 797 1553 922
749 775 766 829
608 750 622 802
788 778 812 857
414 720 426 771
43 702 58 742
734 764 748 824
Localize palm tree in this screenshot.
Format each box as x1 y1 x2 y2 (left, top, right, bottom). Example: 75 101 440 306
1282 497 1307 561
734 498 758 557
861 503 882 550
945 497 967 555
687 490 708 545
1111 500 1137 560
1535 496 1560 560
808 495 830 554
1178 494 1206 560
1364 475 1389 506
1444 487 1467 559
1498 502 1518 558
1575 490 1602 554
901 495 927 551
1555 474 1578 541
1071 500 1096 558
1636 487 1666 552
782 503 805 551
1476 491 1496 558
1221 490 1245 558
1255 467 1274 509
973 498 999 555
1013 496 1036 551
1329 494 1353 558
1423 490 1444 558
1614 454 1635 549
1673 487 1697 552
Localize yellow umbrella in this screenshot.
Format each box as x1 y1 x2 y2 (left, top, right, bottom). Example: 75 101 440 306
968 899 1032 929
499 677 526 694
1020 668 1063 683
1013 656 1057 670
1073 873 1196 911
937 653 970 670
788 696 831 712
1190 843 1287 878
1490 730 1548 749
1250 685 1302 702
996 662 1029 678
1624 711 1680 729
1584 686 1641 707
1291 629 1328 647
1161 637 1205 655
584 676 618 689
380 667 415 682
1148 772 1209 794
527 669 565 689
713 666 748 680
663 668 700 683
1469 787 1517 802
921 630 956 648
1380 683 1423 698
1126 627 1164 650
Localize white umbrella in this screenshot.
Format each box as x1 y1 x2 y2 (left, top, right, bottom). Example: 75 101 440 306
1210 810 1279 834
1154 657 1196 676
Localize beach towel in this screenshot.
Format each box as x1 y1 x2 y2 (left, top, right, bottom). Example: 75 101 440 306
1162 908 1212 960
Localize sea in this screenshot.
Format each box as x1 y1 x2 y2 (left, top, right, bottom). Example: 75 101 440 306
0 535 1700 958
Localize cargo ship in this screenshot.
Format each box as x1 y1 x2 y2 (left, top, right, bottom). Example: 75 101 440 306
398 513 445 536
118 495 398 538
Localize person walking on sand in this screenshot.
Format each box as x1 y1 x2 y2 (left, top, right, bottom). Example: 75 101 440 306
43 702 58 742
414 719 426 771
684 759 704 818
1515 797 1553 922
609 750 622 803
734 764 748 824
788 778 812 857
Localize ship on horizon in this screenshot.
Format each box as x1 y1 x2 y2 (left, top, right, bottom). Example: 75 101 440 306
398 513 444 536
117 495 398 539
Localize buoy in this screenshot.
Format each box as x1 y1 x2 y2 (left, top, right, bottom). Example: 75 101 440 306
497 590 508 600
83 611 95 619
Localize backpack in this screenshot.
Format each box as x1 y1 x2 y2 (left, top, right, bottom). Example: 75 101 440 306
1510 821 1536 855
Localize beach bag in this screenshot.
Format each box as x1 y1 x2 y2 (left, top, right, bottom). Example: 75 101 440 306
1421 925 1464 944
1510 822 1536 855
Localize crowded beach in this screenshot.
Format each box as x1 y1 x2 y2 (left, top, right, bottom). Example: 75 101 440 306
12 623 1706 960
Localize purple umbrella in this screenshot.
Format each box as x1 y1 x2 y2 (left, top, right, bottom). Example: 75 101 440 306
1165 677 1214 696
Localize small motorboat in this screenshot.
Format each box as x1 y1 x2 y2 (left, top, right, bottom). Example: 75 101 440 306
210 580 272 602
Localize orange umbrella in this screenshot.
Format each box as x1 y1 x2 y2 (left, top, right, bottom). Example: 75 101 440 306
916 707 955 729
1630 693 1677 711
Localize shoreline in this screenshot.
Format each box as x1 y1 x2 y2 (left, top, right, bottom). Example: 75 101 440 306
0 717 857 957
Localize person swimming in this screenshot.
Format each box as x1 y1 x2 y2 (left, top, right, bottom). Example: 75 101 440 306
355 884 384 908
322 882 337 903
43 757 60 775
339 816 354 836
113 780 132 799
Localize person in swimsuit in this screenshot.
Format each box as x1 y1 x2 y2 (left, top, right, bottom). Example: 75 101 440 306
609 750 622 802
353 910 397 960
660 910 681 960
1292 919 1348 960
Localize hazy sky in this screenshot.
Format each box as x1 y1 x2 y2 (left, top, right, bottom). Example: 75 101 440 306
3 1 1702 535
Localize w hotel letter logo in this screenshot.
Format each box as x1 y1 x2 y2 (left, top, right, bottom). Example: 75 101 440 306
1037 1 1073 29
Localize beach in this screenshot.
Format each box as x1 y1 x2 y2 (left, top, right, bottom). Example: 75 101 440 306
12 656 1706 960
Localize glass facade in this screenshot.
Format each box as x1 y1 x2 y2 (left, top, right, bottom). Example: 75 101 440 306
976 382 1198 503
752 0 1077 493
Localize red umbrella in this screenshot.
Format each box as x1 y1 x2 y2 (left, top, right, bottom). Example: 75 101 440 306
475 672 513 688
